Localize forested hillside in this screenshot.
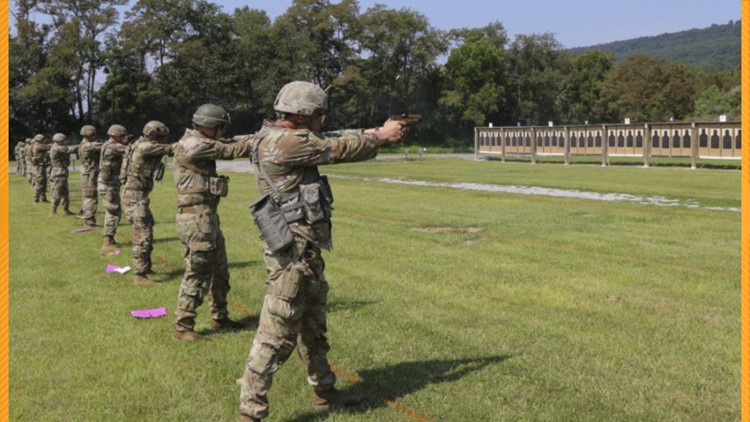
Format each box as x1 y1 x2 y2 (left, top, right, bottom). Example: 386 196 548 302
569 21 740 70
10 1 741 151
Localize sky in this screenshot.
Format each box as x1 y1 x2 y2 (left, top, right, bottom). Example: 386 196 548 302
212 0 740 48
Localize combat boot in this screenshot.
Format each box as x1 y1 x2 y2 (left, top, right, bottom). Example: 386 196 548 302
210 318 244 331
102 236 117 247
50 208 57 217
238 414 262 422
133 275 158 286
63 209 75 216
312 387 367 412
173 330 206 342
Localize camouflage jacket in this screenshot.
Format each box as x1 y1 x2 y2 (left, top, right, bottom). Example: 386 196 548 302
173 128 253 208
78 139 103 178
24 143 34 166
15 142 25 162
123 137 175 193
254 122 384 248
31 142 51 167
49 145 77 178
97 140 127 190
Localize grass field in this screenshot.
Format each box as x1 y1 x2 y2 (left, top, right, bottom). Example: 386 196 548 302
9 158 740 421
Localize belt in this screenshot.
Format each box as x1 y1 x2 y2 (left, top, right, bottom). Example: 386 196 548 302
178 206 199 214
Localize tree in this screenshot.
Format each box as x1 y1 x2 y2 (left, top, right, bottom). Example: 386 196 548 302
101 0 238 132
507 33 567 125
11 0 77 136
691 85 740 121
356 6 446 121
562 50 613 123
597 55 699 122
439 23 509 132
37 0 127 122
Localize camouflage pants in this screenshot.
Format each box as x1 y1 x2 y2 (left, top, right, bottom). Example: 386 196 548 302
33 167 48 201
25 163 33 184
50 175 70 211
81 175 98 226
174 204 230 332
100 188 121 238
123 189 154 276
239 236 333 420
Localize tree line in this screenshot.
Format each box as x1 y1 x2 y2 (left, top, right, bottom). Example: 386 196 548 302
10 0 741 151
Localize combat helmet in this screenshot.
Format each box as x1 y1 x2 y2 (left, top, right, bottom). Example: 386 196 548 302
80 125 96 136
192 104 230 128
33 134 45 142
274 81 328 116
143 120 169 138
52 133 66 143
107 124 128 137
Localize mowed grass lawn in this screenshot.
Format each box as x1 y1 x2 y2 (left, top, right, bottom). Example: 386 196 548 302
9 159 739 421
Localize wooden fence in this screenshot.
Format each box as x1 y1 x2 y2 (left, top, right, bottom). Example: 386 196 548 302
475 121 741 167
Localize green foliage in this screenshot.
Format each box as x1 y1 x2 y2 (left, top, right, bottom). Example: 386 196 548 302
562 50 613 123
507 33 567 125
439 23 508 129
8 1 740 152
596 55 699 122
569 20 740 71
691 85 741 121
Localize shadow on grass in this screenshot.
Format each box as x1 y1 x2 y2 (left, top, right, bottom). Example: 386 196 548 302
197 315 260 337
285 354 512 422
327 300 380 313
228 260 262 271
152 236 180 244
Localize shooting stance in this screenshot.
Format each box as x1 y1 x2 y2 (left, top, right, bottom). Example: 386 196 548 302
238 81 407 421
49 133 78 216
121 121 175 285
172 104 255 341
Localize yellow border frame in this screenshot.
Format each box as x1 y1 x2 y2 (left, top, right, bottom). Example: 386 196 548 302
1 0 9 419
742 0 750 419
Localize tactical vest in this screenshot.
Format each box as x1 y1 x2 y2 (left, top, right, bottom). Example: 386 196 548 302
252 129 334 227
78 140 101 175
124 139 167 192
173 133 229 205
50 145 71 177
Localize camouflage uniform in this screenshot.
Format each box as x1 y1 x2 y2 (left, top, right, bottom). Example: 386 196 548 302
98 139 127 241
122 136 174 276
49 142 78 214
24 141 34 184
30 137 51 202
15 141 26 176
79 138 103 226
238 123 387 419
173 128 253 333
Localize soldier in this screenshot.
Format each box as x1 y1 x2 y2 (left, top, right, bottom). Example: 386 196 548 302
237 81 406 421
98 124 129 248
122 121 175 285
78 125 103 228
172 103 254 341
23 138 34 184
30 134 51 203
49 133 78 216
15 139 26 177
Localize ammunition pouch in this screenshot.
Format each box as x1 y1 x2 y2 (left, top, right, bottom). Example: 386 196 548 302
209 175 229 197
299 182 326 223
154 162 165 181
250 193 294 253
